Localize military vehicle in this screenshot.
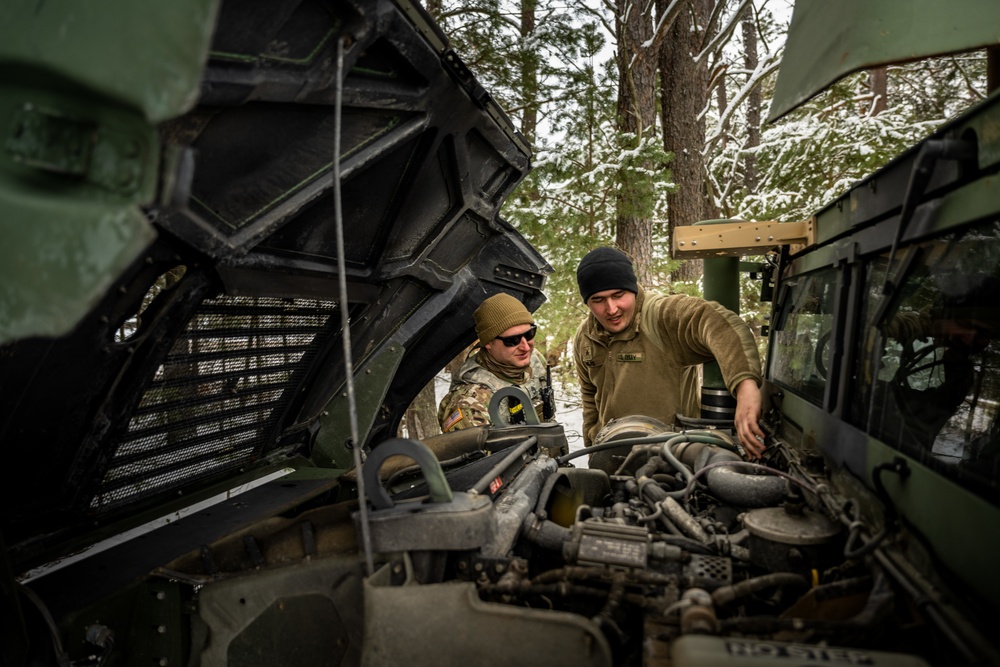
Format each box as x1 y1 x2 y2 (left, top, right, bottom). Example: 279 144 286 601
3 0 1000 666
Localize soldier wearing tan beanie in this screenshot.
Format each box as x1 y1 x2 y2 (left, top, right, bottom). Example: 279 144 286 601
474 293 535 345
438 293 555 432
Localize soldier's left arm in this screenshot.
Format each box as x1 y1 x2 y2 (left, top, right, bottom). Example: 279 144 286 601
439 384 494 432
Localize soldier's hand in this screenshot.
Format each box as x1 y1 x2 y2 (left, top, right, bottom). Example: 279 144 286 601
734 378 766 459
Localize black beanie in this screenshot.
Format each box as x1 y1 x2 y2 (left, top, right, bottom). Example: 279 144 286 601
576 247 638 302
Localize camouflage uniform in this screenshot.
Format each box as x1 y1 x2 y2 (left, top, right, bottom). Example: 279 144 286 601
438 348 553 432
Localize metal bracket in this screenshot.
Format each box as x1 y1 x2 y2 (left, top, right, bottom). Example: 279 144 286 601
362 438 454 510
488 386 540 426
672 218 816 259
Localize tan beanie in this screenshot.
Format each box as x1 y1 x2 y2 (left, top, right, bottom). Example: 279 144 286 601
474 293 534 344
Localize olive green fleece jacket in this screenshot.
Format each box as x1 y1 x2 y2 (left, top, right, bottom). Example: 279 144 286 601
573 286 762 446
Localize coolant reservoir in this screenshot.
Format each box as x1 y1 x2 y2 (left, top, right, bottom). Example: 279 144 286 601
742 506 842 573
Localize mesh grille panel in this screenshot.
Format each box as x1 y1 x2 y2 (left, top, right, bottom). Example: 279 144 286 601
91 295 337 513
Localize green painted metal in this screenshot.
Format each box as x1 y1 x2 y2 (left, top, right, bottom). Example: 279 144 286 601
0 199 155 341
313 344 407 469
769 0 1000 122
702 256 740 391
0 0 221 343
696 219 742 394
865 437 1000 606
0 0 220 123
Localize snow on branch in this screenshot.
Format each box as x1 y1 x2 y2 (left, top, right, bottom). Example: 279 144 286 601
641 0 685 50
703 52 781 150
695 0 752 64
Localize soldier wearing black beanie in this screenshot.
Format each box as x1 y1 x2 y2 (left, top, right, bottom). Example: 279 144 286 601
573 246 767 469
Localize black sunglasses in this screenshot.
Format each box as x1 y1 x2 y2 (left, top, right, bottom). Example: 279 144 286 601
496 324 538 347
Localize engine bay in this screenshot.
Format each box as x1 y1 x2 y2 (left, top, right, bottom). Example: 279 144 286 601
99 413 982 667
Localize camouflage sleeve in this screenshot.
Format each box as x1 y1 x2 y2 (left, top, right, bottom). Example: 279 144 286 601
437 383 494 432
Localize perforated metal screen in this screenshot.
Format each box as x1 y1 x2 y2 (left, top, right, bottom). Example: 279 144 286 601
91 295 337 513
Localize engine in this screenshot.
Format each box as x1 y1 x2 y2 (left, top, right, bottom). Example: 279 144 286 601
283 416 949 667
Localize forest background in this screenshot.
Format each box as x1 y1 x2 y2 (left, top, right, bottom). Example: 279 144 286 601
401 0 992 440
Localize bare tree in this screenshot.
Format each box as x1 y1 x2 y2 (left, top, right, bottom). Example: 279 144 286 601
659 0 717 284
869 67 888 115
613 0 662 285
400 382 440 439
742 7 761 192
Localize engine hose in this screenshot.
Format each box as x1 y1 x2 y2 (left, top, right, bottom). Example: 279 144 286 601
711 572 808 607
658 434 775 503
613 444 661 476
533 470 562 515
557 433 680 465
635 456 675 483
843 520 889 559
521 512 572 551
660 435 698 483
682 459 815 509
592 573 628 646
556 429 732 467
633 480 688 538
635 478 711 544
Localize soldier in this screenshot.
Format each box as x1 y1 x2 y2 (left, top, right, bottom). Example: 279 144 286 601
438 293 555 432
573 247 765 471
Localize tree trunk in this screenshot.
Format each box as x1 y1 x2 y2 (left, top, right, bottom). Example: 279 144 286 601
520 0 538 144
401 380 439 440
742 10 761 193
868 67 887 115
660 0 715 285
715 65 729 151
423 0 440 18
615 0 659 285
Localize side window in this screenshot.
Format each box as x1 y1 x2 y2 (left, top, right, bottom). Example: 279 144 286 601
854 220 1000 491
770 268 839 405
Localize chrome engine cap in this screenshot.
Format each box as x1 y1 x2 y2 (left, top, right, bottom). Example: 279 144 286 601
742 507 841 546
